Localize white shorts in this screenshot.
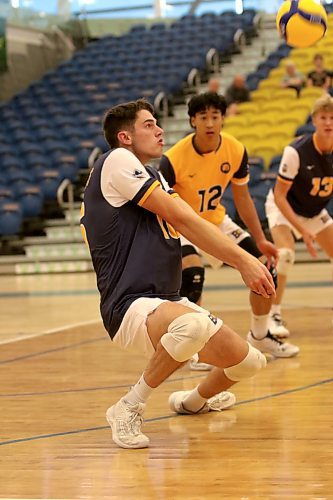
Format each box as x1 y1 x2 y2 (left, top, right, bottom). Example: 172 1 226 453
180 214 250 269
265 189 333 239
112 296 223 359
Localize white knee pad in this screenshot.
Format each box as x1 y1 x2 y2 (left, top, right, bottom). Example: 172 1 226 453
224 343 267 382
276 247 295 276
160 313 217 362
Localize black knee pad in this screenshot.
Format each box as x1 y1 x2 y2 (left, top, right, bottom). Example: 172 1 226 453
238 236 262 258
180 266 205 304
181 244 198 258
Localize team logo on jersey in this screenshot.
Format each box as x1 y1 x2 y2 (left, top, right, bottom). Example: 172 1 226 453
208 314 218 325
133 169 145 178
281 163 288 173
220 162 231 174
306 165 315 170
231 229 243 239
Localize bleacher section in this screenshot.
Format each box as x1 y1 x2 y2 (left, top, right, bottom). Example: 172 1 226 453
0 7 332 273
0 8 260 246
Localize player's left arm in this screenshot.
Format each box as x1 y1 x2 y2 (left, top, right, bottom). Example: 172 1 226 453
231 182 278 265
229 146 278 264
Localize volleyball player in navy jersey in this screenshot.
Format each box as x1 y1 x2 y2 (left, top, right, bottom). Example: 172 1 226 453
80 99 273 449
266 94 333 336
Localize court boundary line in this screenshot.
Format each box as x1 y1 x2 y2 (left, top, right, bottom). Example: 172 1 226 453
1 302 331 347
1 306 331 360
0 279 330 302
1 376 332 447
0 319 102 346
0 335 106 365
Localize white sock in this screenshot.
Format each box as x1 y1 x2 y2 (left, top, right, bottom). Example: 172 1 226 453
251 313 269 340
123 374 153 405
183 386 208 412
271 304 281 316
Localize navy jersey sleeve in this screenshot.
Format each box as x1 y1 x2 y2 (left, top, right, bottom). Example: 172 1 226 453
159 155 176 187
232 148 250 180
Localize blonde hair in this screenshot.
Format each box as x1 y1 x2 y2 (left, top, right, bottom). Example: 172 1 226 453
311 94 333 116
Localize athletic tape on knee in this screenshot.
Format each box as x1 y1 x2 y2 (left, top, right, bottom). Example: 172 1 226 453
276 248 295 276
160 312 215 362
180 266 205 304
224 343 267 382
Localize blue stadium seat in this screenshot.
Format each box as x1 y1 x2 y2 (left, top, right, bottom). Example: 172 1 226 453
16 185 44 218
35 169 62 200
251 195 267 223
0 202 22 236
295 123 315 136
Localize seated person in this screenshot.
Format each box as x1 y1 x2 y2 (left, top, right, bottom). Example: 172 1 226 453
225 74 250 115
207 76 221 94
281 59 305 96
307 53 331 90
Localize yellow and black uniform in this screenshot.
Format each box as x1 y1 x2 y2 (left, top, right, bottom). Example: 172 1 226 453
159 132 249 226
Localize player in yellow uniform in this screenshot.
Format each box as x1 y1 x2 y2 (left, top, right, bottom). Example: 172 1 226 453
160 92 300 361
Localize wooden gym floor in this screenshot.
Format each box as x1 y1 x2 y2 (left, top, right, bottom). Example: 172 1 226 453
0 262 332 499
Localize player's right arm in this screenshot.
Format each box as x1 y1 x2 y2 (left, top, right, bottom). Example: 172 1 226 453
142 184 275 298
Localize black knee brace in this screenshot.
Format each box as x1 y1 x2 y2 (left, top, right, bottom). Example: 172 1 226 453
269 264 278 289
238 236 262 258
181 244 198 258
180 266 205 304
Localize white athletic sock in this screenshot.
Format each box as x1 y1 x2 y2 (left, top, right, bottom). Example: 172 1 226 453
271 304 282 316
123 374 153 405
183 386 208 412
251 313 269 340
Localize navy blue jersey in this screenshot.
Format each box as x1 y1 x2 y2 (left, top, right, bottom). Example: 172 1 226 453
277 134 333 217
80 148 182 339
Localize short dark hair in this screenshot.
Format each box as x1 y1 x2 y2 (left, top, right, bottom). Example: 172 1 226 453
188 92 227 118
103 99 154 148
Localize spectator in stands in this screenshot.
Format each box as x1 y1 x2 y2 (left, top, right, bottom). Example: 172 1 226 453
207 76 221 93
225 74 250 116
307 53 331 90
281 59 305 97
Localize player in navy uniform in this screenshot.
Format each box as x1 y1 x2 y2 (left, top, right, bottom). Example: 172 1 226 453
80 99 273 449
266 94 333 336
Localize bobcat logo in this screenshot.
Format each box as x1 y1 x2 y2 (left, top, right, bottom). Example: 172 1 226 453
220 162 231 174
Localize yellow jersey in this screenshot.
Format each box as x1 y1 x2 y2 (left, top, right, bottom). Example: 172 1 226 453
159 132 249 226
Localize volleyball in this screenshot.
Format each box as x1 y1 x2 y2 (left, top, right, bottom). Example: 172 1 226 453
276 0 327 48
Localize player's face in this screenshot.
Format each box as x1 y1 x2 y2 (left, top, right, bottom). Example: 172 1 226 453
191 106 224 143
313 110 333 141
130 110 164 163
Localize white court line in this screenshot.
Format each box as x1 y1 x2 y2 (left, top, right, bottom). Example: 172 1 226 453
0 318 102 346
